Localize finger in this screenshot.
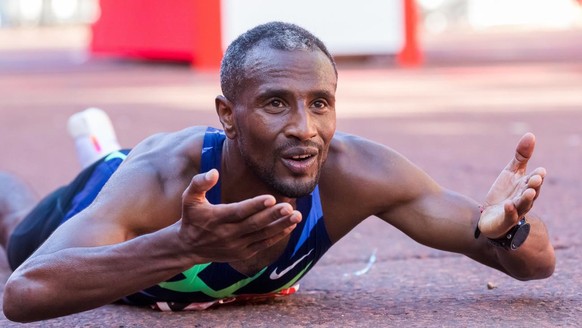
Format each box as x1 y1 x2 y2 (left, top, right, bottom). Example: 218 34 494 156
245 217 301 254
529 166 547 179
241 203 301 234
512 170 543 199
503 200 520 228
513 188 536 218
526 167 546 185
526 174 543 189
201 209 300 259
506 133 536 173
182 169 220 205
219 202 295 229
209 196 286 224
526 167 546 201
238 210 302 244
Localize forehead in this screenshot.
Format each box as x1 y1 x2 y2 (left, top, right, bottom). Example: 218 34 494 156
241 45 337 96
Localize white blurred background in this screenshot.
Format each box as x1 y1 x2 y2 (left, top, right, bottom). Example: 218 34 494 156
1 0 581 32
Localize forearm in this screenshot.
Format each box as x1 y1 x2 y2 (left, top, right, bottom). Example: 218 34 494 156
3 222 196 322
470 213 555 281
387 190 555 281
425 191 556 280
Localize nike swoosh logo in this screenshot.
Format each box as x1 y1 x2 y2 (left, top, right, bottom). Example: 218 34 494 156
269 249 314 280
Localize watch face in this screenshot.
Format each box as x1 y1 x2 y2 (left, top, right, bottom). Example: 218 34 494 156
510 223 531 250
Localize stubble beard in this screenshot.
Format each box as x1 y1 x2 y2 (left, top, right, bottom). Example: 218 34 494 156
238 141 322 198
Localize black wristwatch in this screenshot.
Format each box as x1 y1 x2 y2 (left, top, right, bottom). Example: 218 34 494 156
474 218 531 250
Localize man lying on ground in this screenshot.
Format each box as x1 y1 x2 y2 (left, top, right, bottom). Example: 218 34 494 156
0 21 554 322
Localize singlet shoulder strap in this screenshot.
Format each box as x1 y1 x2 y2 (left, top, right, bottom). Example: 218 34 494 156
200 127 226 205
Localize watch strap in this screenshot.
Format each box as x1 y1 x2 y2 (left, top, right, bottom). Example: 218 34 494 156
474 217 530 250
488 218 530 250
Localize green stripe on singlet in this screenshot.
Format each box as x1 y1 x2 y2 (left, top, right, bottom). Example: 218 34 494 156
159 261 313 298
159 264 267 298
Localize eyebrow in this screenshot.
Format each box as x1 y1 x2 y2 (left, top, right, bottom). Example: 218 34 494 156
311 90 335 102
256 89 293 101
257 89 335 102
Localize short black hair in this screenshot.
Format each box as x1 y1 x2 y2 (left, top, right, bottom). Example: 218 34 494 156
220 21 337 102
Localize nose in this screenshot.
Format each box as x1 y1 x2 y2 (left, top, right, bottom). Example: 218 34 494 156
285 103 317 141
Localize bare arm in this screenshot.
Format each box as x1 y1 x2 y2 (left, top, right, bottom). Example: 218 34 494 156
327 133 554 281
3 134 301 322
383 187 554 280
377 133 554 280
5 220 194 321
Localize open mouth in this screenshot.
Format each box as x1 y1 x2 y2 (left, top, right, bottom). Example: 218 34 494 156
290 154 314 161
281 152 317 174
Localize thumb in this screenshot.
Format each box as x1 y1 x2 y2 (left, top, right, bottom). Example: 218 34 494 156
507 132 535 173
182 169 219 205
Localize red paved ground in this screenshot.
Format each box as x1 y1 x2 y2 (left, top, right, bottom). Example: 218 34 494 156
0 26 581 327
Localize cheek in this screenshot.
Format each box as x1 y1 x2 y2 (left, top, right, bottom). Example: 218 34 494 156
319 117 336 143
237 115 278 150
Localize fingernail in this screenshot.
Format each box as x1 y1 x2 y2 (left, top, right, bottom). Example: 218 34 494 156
280 206 292 216
205 169 215 180
290 212 301 223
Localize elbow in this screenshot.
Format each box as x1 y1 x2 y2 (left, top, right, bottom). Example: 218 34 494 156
520 259 555 281
513 264 555 281
3 273 49 323
3 299 29 323
3 280 28 323
513 249 556 281
535 254 556 279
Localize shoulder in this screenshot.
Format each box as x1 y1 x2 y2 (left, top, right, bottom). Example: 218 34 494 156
130 126 210 160
321 132 407 206
88 126 217 234
319 132 441 237
322 131 419 191
126 126 211 178
326 131 399 165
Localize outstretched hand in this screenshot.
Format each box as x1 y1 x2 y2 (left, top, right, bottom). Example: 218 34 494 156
478 133 546 238
178 169 301 262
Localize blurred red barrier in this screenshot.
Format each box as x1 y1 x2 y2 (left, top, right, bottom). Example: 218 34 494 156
90 0 222 69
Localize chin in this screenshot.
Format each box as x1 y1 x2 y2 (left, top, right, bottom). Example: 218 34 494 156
272 177 319 198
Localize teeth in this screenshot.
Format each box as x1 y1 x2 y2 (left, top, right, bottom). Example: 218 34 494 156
292 154 310 160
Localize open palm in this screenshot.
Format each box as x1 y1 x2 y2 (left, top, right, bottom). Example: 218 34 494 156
479 133 546 238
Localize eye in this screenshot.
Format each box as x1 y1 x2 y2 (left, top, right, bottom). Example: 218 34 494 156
270 99 284 108
311 100 328 111
263 98 287 113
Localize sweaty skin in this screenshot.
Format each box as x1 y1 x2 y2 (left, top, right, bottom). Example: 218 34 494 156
3 45 554 322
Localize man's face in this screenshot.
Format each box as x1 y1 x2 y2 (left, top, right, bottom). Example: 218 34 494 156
231 46 337 198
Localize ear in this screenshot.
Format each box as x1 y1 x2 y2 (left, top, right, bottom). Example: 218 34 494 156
215 95 237 138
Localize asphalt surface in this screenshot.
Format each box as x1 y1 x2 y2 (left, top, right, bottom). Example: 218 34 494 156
0 26 581 327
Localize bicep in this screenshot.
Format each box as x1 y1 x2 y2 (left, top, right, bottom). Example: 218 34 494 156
33 155 187 256
33 213 129 255
351 141 482 253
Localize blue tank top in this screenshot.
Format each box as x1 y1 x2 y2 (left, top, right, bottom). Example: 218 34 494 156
123 127 332 305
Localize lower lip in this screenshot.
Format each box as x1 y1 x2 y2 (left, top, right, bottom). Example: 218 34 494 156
281 156 317 175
